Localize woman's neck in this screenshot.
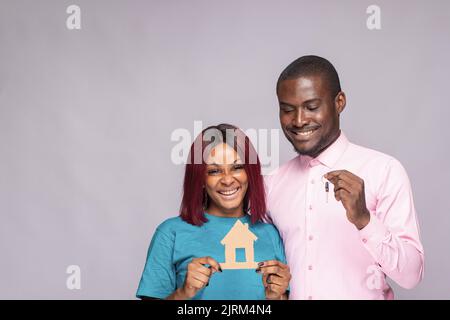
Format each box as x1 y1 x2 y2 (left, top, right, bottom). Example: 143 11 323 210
206 204 245 218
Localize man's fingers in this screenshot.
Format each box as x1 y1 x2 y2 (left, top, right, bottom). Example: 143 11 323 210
325 170 361 185
332 178 353 194
335 188 350 202
326 173 355 186
324 170 345 180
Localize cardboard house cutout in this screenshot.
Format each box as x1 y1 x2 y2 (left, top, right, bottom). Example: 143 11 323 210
219 220 258 269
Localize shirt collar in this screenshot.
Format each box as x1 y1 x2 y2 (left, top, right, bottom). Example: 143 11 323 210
302 131 349 168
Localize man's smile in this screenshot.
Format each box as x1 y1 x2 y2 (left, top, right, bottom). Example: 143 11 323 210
289 127 320 140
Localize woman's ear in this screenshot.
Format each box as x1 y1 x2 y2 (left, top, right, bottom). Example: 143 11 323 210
335 91 346 115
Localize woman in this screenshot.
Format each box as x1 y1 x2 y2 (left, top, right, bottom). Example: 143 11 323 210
137 124 290 300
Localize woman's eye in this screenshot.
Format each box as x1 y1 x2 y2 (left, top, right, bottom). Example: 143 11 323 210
233 165 244 171
207 169 220 175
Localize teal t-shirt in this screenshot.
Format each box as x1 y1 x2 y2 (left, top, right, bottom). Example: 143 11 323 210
136 213 287 300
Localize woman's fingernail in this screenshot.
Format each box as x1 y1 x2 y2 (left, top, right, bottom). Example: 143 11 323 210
255 268 261 273
206 282 209 287
258 262 264 267
219 266 223 272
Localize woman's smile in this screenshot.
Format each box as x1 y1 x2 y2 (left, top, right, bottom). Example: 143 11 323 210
217 187 241 200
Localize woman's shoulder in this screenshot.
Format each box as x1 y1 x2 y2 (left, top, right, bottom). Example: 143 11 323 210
155 215 196 235
156 215 183 231
251 219 282 239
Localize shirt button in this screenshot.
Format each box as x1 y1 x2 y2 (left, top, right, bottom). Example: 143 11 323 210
308 265 313 271
362 238 367 243
309 205 313 210
308 235 314 241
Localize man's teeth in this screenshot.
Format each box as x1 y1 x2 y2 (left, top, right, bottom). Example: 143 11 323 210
296 129 316 136
219 188 239 195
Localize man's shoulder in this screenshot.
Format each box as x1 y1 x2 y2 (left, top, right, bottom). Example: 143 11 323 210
347 141 397 165
345 141 409 181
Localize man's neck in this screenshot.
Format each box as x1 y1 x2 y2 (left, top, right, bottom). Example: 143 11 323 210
308 129 341 159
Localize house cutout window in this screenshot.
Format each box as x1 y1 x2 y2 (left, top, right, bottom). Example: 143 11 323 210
235 248 246 263
220 220 258 269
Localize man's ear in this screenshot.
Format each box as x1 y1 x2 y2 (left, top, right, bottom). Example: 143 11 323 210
335 91 346 114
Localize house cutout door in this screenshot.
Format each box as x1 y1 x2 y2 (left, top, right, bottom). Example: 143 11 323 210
220 220 258 269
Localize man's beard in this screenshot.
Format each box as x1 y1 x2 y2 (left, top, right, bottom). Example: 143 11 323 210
290 129 341 158
293 145 322 157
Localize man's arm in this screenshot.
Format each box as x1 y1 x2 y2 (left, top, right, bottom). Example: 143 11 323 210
325 159 424 289
358 158 424 289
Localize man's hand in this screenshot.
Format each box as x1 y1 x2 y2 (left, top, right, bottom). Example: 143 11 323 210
324 170 370 230
256 260 291 300
178 256 221 299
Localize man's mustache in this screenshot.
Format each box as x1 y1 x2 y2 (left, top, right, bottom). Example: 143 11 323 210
286 125 320 132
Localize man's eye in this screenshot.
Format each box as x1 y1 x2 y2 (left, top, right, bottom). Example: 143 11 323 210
307 105 319 111
281 107 294 113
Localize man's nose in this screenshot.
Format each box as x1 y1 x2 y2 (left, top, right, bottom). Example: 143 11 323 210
293 108 308 127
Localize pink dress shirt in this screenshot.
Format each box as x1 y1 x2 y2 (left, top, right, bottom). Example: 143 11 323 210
265 132 424 299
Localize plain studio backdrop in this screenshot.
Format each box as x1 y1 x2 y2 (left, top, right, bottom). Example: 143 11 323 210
1 0 449 299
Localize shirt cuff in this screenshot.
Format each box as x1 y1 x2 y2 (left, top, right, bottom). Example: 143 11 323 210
359 214 389 247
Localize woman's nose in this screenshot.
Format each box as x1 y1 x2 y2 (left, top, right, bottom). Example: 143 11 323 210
220 172 235 185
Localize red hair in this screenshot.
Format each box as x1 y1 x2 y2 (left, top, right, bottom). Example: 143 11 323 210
179 124 267 226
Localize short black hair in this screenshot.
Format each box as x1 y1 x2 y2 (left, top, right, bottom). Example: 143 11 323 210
276 55 342 99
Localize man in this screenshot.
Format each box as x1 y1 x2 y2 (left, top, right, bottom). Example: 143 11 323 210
265 55 424 299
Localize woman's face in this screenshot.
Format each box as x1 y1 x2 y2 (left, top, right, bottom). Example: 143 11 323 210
204 143 248 217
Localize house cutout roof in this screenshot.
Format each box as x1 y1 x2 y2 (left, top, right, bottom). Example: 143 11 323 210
219 220 259 270
221 220 258 245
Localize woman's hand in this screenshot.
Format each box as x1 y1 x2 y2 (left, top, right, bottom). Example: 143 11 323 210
257 260 291 300
176 256 222 299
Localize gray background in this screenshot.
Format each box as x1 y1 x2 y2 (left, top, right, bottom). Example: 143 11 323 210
1 0 449 299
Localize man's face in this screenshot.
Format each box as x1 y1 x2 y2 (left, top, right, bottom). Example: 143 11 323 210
277 75 346 158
